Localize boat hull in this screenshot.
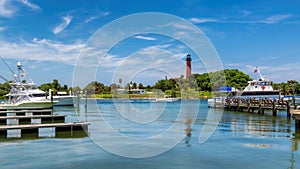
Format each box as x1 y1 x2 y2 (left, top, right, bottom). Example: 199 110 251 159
53 96 77 106
0 101 57 110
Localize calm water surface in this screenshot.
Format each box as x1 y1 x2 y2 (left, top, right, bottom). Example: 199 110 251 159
1 99 299 169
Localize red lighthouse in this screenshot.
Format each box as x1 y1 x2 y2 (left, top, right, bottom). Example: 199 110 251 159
186 53 192 79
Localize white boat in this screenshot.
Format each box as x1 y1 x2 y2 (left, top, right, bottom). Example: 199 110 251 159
208 67 280 107
237 67 280 99
155 95 179 102
49 90 77 106
0 62 57 109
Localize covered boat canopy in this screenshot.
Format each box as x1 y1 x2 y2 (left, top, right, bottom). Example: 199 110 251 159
218 86 232 92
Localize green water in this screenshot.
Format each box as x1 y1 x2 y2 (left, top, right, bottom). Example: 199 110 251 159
0 99 299 169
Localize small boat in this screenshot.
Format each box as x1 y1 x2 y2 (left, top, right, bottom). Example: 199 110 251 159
49 89 77 106
155 95 179 102
0 62 57 109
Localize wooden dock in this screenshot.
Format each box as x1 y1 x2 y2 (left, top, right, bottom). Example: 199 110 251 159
210 97 300 129
0 109 53 114
0 108 90 139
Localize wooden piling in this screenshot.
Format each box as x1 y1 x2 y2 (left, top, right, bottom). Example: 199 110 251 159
287 102 291 118
237 98 240 111
272 99 277 116
292 110 300 130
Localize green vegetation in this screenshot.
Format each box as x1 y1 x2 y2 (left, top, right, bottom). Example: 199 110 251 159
0 82 10 99
0 69 299 99
39 79 69 95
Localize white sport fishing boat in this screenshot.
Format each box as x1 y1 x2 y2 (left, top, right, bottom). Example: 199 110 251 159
0 62 57 109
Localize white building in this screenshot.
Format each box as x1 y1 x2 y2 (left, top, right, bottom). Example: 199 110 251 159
117 89 146 94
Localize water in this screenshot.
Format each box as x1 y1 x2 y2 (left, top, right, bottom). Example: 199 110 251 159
1 99 299 169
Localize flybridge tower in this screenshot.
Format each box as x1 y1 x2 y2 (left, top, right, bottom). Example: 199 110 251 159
186 53 192 79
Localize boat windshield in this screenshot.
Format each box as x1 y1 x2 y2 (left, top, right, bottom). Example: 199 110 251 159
31 93 46 97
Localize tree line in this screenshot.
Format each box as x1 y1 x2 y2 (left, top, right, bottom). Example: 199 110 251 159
0 69 299 99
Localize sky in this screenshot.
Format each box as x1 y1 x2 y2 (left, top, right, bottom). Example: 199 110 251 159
0 0 299 87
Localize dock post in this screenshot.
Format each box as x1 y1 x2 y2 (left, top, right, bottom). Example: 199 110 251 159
237 98 240 111
292 111 300 130
287 102 291 118
77 91 80 107
228 99 231 111
50 90 54 123
296 120 300 129
258 100 262 114
247 99 251 112
85 90 88 122
85 90 87 110
272 99 277 116
214 97 216 108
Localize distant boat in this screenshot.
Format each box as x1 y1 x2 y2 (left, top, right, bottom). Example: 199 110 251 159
49 89 77 106
155 95 179 102
0 62 57 109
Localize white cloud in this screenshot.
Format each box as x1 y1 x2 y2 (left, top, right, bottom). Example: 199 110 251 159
110 44 187 83
0 0 41 18
53 15 73 34
101 11 110 16
260 14 292 24
20 0 41 11
134 35 157 41
85 16 99 23
189 14 293 25
165 22 197 31
0 38 84 64
189 18 220 24
0 27 6 32
85 11 110 23
0 0 15 18
241 10 251 17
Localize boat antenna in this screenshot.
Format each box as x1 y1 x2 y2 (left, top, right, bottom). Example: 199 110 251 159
254 66 265 81
16 61 34 84
0 57 17 81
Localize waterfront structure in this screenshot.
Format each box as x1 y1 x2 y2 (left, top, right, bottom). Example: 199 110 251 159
0 108 89 138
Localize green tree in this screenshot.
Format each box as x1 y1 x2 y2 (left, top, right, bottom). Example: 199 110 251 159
0 82 10 99
138 83 144 89
70 86 81 95
132 82 137 89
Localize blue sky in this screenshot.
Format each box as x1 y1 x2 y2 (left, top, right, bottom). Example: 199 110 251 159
0 0 299 87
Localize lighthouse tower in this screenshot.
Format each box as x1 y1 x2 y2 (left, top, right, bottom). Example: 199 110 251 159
186 53 192 79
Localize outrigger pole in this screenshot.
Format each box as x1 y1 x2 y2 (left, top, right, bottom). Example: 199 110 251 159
0 57 18 81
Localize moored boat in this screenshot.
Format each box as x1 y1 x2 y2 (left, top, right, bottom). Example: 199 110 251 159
208 67 280 107
0 62 57 109
49 90 77 106
155 95 179 102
